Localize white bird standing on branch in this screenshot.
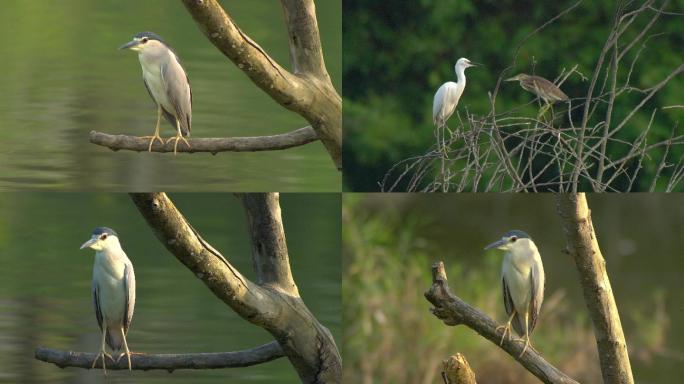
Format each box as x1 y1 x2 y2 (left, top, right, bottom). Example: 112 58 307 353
432 57 478 156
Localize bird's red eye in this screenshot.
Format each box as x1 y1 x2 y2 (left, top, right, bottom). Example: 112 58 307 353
141 37 148 44
100 234 108 240
510 236 517 242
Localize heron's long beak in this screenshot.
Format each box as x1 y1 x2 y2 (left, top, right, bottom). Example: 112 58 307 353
504 76 518 82
119 39 140 50
484 238 506 250
470 62 483 68
80 237 97 250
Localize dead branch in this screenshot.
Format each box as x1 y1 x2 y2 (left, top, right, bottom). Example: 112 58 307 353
380 0 683 192
89 127 317 153
35 342 283 371
442 354 477 384
556 194 634 384
425 261 580 384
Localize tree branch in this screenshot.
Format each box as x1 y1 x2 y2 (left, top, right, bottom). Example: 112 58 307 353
425 261 579 384
181 0 341 169
129 193 278 323
181 0 304 106
89 127 317 153
35 342 283 371
280 0 331 81
555 194 634 384
239 193 299 296
130 193 341 382
442 354 477 384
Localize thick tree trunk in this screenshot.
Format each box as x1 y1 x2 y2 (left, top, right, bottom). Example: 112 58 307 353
556 193 634 384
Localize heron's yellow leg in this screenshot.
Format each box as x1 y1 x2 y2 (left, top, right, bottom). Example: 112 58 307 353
165 121 191 155
495 311 516 345
512 312 531 358
92 324 113 374
537 103 551 120
141 107 165 152
115 328 133 371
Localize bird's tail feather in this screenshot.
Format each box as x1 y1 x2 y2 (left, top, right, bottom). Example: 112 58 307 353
105 328 124 352
512 312 526 337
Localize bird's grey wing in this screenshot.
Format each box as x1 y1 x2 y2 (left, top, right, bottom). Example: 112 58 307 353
503 275 524 336
92 280 103 332
502 276 514 316
161 58 192 136
528 261 545 333
123 262 136 334
143 77 176 129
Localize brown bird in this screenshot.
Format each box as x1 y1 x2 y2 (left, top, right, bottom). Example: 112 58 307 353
505 73 569 104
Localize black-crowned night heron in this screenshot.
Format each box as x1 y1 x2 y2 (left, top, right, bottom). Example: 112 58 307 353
433 58 478 155
485 230 545 357
505 73 568 116
80 227 136 374
121 32 192 154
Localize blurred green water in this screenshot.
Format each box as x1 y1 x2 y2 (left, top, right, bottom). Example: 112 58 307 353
343 193 684 383
0 0 341 191
0 193 341 383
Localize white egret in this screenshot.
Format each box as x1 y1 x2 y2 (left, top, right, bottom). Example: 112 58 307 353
432 58 478 155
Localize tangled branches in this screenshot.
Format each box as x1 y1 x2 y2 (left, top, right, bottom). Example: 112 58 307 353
381 0 684 192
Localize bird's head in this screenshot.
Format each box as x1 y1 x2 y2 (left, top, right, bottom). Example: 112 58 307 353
504 73 528 82
120 31 169 54
80 227 120 251
484 230 533 252
455 57 478 72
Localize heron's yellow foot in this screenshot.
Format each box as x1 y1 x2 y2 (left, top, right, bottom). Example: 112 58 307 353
141 135 164 152
115 351 132 371
166 135 191 155
495 323 512 345
512 336 531 358
92 350 113 374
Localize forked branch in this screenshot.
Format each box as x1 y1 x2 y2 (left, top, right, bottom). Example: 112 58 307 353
181 0 342 169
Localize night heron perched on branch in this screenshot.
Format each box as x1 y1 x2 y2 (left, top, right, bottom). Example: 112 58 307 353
485 230 545 357
80 227 136 374
121 32 192 154
505 73 568 116
433 58 478 155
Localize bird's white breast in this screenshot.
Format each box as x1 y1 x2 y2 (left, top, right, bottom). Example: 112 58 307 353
138 51 174 116
502 243 538 312
93 251 127 325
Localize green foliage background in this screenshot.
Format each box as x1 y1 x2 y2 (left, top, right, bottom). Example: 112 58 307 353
343 0 684 191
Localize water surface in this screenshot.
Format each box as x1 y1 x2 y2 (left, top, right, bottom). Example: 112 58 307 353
0 193 341 383
0 1 341 191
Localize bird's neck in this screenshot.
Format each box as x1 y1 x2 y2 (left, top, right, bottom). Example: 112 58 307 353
94 247 127 279
455 67 467 86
